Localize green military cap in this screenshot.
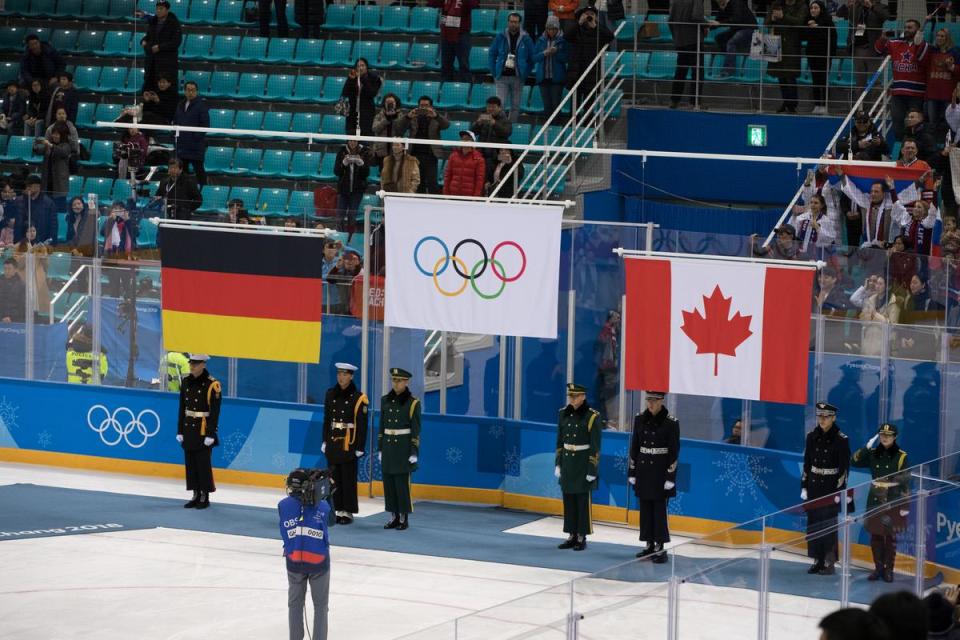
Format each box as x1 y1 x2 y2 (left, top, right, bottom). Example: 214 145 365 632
566 382 587 394
877 423 898 437
390 367 413 380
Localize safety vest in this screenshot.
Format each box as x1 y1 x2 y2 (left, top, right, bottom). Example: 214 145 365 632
161 352 190 391
66 350 108 384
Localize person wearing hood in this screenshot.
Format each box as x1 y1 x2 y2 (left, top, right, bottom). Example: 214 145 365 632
806 0 837 115
534 16 570 118
333 139 370 242
489 12 535 123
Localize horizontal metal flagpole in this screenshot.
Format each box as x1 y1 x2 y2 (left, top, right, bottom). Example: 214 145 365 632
101 120 898 169
158 218 336 237
614 248 822 270
379 191 574 207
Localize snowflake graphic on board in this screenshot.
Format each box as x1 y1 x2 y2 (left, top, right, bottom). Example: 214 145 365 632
221 431 252 468
0 396 19 431
712 452 772 503
487 423 504 439
272 452 294 471
446 447 463 465
504 446 521 476
37 430 52 448
668 492 684 515
613 447 630 474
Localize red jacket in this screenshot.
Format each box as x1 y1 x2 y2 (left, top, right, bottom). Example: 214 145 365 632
443 149 486 197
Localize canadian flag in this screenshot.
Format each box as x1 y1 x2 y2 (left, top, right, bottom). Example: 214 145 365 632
624 257 814 404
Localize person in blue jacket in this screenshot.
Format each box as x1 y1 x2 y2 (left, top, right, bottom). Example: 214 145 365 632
172 81 210 186
279 468 334 640
488 12 535 123
534 15 570 120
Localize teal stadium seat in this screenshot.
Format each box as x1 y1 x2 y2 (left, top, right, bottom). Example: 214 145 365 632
210 35 241 62
75 102 96 128
75 30 105 54
238 36 268 62
258 188 289 215
409 6 439 33
469 47 488 72
94 103 122 123
205 146 234 174
321 114 345 134
290 112 321 133
99 30 132 57
24 0 56 17
82 0 110 18
50 29 78 53
184 0 216 24
473 9 496 35
181 33 213 60
468 83 497 110
229 187 260 208
354 40 380 65
266 38 297 63
834 18 849 50
511 123 532 146
643 51 677 79
642 14 672 43
109 0 135 18
234 109 265 133
83 177 114 203
321 40 352 67
379 42 408 69
288 191 315 216
213 0 243 25
96 66 128 93
208 71 239 98
318 153 336 180
207 108 235 135
319 76 346 104
3 136 41 163
407 43 440 70
0 62 16 84
82 140 115 168
262 111 292 132
410 81 440 107
522 85 543 114
293 39 322 65
829 57 854 87
183 69 211 92
229 148 262 175
293 75 323 103
74 66 101 91
67 174 83 196
323 4 353 31
197 185 229 213
352 4 381 31
265 74 295 100
128 67 144 89
380 79 410 105
236 73 267 100
380 5 409 33
0 0 28 15
441 120 469 141
437 82 470 110
257 149 292 177
285 151 321 179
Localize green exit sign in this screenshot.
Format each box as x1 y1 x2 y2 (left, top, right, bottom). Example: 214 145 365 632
747 125 767 147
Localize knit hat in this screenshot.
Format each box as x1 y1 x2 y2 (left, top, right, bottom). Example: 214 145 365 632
545 15 560 30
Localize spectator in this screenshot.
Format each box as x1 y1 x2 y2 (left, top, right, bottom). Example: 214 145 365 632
875 20 929 140
119 74 179 126
926 28 960 139
524 0 549 40
941 215 960 260
565 6 615 106
225 198 245 224
333 140 369 241
899 138 936 191
371 93 407 167
818 607 892 640
341 58 382 137
172 81 210 186
1 183 20 242
902 274 945 324
534 16 570 118
708 0 757 79
429 0 478 82
115 125 149 180
102 201 136 260
594 309 620 428
471 96 512 162
65 196 96 257
22 78 48 137
904 110 939 164
140 0 183 92
668 0 707 108
14 224 51 316
325 247 362 314
490 12 535 123
768 0 809 114
587 0 625 35
801 164 844 229
443 130 486 197
18 34 65 87
258 0 289 38
752 224 801 259
0 258 25 323
791 192 838 256
869 591 928 640
855 274 900 354
1 81 25 135
36 123 71 211
814 266 852 316
294 0 324 39
405 95 449 194
837 111 889 161
837 169 899 247
550 0 580 33
321 239 340 310
896 197 940 256
724 419 742 444
836 0 888 91
47 72 78 126
805 0 836 115
485 148 526 198
16 175 57 245
44 107 79 156
380 142 421 194
0 216 15 249
924 589 960 639
887 234 918 291
155 158 201 220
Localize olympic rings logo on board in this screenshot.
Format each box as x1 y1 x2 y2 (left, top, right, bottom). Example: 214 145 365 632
413 236 527 299
87 405 161 448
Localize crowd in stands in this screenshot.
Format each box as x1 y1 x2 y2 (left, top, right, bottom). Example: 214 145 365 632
818 586 960 640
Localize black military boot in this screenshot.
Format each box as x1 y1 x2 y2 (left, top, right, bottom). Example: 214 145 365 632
573 535 587 551
636 544 655 559
558 535 577 550
818 563 835 576
397 514 409 530
384 514 400 529
867 565 883 581
651 543 668 564
882 567 894 583
183 491 200 508
807 561 824 574
341 514 353 525
195 492 210 510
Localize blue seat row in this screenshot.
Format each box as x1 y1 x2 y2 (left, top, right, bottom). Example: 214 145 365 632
0 0 272 26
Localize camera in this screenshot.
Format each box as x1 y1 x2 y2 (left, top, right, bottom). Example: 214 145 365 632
286 468 333 506
113 141 143 164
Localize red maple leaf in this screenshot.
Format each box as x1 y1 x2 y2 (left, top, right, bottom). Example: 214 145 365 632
680 286 753 377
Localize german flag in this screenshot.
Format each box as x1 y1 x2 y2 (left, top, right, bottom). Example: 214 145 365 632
160 226 323 363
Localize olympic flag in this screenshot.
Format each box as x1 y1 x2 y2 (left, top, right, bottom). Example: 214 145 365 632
384 197 563 338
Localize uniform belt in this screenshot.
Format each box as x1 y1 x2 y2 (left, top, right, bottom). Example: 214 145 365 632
639 447 669 455
563 443 590 451
384 428 411 435
332 422 355 430
811 466 840 475
184 410 209 418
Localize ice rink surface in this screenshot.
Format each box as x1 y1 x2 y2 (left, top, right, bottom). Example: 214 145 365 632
0 464 865 639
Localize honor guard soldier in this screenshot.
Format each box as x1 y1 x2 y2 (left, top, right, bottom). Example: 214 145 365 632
851 423 910 583
176 354 221 509
801 401 850 575
378 367 421 530
629 391 680 563
322 362 368 524
555 383 601 551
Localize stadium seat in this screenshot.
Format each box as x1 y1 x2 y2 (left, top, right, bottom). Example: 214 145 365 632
380 5 409 33
265 38 297 63
2 136 40 163
75 102 96 128
109 0 135 18
323 3 353 31
468 46 488 73
0 0 28 15
285 151 321 179
265 74 295 101
229 187 260 208
736 57 764 83
410 81 440 107
210 35 241 61
321 40 352 67
473 9 496 36
380 79 410 105
642 14 672 43
181 33 213 60
522 85 543 114
468 83 497 110
407 43 440 70
292 39 322 65
208 71 239 98
183 69 211 93
109 180 135 204
441 120 469 141
236 73 267 100
605 50 635 77
204 146 234 174
212 0 243 25
321 114 345 134
238 36 268 62
353 40 380 65
352 4 381 31
234 110 265 133
366 165 380 184
82 140 115 168
643 51 677 79
511 123 532 146
50 29 78 53
0 62 16 84
184 0 216 24
288 190 315 216
409 6 439 33
82 0 110 18
74 66 101 91
834 18 849 51
257 149 292 177
128 67 144 90
437 82 470 110
228 148 262 175
829 57 854 87
379 41 408 70
258 188 289 215
97 66 128 93
24 0 56 17
262 111 292 132
94 103 122 123
318 76 345 104
83 177 114 203
75 30 105 54
318 153 336 180
197 185 230 213
207 108 235 134
293 75 323 103
290 112 321 133
98 30 132 57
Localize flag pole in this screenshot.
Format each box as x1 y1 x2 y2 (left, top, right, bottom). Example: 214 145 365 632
614 248 822 270
157 218 337 238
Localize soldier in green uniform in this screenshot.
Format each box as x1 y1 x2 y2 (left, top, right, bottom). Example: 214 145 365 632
176 354 221 509
555 382 601 551
851 423 910 583
378 367 421 531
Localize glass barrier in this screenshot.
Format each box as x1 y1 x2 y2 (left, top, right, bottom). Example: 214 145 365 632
449 581 572 640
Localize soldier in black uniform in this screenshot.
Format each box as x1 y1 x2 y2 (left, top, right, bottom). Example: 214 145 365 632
629 391 680 563
176 354 221 509
555 382 602 551
322 362 368 524
801 401 850 575
378 367 421 531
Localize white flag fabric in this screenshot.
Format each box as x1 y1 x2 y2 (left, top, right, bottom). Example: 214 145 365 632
384 197 563 338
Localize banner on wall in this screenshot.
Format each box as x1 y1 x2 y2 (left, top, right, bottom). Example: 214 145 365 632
159 224 325 363
384 197 563 338
624 256 815 404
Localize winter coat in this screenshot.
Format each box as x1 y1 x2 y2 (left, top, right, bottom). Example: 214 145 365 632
1 91 26 132
470 111 512 155
41 140 71 197
371 108 408 160
155 174 202 220
66 203 97 256
334 145 371 196
716 0 757 32
629 406 681 500
669 0 706 48
486 159 525 198
0 273 25 322
18 42 65 84
141 12 182 83
768 0 809 79
294 0 324 28
404 109 450 159
534 32 570 84
805 2 837 60
144 84 180 124
801 424 850 505
44 119 79 155
564 22 615 87
835 0 887 49
489 28 536 80
47 85 78 125
16 193 57 245
381 152 421 193
172 97 210 161
443 149 487 197
341 71 383 137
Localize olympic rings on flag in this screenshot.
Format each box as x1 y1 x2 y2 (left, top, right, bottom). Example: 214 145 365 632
414 237 527 299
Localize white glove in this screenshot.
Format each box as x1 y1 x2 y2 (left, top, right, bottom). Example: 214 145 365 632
663 481 675 490
378 452 381 462
899 509 909 517
354 157 364 167
342 158 351 166
175 434 183 443
408 455 417 464
867 434 879 449
628 477 636 485
801 489 808 501
321 442 326 454
586 475 596 482
356 450 364 458
554 466 561 478
203 437 214 447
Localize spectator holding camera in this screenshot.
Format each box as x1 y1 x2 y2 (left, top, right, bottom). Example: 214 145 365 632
115 126 149 180
489 12 535 123
471 96 512 162
839 111 888 161
333 139 370 241
341 58 382 137
154 157 202 221
36 123 72 211
852 274 901 355
405 96 449 194
485 148 525 198
120 74 179 126
565 7 614 106
371 93 407 166
1 81 26 135
326 248 362 315
534 16 570 119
